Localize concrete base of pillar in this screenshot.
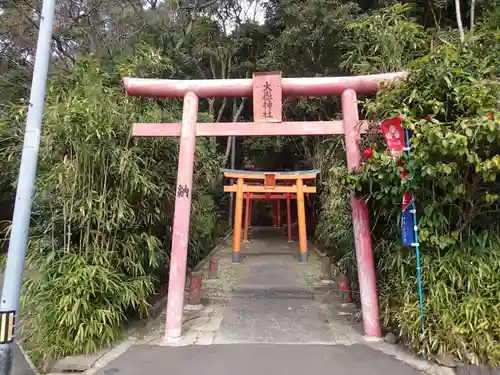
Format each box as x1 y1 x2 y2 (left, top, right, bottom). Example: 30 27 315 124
232 252 241 263
299 252 308 263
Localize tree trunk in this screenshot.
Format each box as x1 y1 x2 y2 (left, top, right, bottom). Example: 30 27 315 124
223 98 246 166
455 0 465 43
470 0 476 35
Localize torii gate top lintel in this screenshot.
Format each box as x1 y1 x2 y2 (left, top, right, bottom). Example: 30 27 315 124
123 72 406 98
221 168 320 181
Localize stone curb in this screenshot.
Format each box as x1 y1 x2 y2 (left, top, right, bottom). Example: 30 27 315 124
81 338 137 375
456 364 500 375
362 340 455 375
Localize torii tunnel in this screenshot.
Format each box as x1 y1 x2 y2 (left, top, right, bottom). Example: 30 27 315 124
221 168 320 262
123 71 407 342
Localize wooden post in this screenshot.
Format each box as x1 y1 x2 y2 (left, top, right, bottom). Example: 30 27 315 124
286 194 292 242
243 195 251 242
249 198 252 232
188 271 203 306
320 256 333 281
296 179 308 262
277 200 281 227
342 88 381 338
208 258 218 279
273 201 277 227
338 274 353 304
232 177 244 262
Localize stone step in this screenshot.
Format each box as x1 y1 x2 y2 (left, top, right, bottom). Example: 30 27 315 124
231 285 314 300
51 348 110 373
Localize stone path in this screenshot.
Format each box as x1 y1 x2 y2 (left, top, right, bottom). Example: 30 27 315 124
215 232 354 344
129 227 361 347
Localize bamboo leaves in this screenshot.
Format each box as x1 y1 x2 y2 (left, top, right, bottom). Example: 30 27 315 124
0 55 222 370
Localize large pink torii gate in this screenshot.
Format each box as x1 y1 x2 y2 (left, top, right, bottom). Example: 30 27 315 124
123 71 406 342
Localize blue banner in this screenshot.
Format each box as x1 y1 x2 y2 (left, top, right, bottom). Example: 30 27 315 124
401 208 415 247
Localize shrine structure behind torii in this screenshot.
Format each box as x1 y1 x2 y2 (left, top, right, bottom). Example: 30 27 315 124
221 168 320 262
123 70 406 343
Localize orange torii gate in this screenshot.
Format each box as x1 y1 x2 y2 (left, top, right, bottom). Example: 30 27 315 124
123 70 406 343
222 169 320 262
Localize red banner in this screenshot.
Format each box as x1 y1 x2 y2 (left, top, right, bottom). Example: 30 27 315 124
402 191 412 211
381 116 405 160
380 116 412 212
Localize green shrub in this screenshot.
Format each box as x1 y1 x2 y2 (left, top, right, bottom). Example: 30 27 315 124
341 3 430 74
21 251 155 364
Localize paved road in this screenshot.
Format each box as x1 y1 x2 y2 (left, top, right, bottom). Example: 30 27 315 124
95 344 423 375
12 345 36 375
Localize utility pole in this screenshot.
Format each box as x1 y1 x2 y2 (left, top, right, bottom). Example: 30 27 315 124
0 0 56 374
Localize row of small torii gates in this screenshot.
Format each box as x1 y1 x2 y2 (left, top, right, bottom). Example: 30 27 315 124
222 168 319 263
124 70 406 342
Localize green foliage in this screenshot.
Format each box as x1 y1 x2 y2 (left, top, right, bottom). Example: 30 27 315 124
261 0 360 76
0 54 222 369
349 43 500 245
344 17 500 363
341 3 430 74
249 0 363 167
378 234 500 365
21 252 154 360
314 138 354 266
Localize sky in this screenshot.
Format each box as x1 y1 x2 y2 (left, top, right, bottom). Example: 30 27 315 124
218 0 268 33
239 0 267 24
142 0 267 32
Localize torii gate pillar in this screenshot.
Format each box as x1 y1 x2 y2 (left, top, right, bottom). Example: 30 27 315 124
342 89 381 338
164 92 199 340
